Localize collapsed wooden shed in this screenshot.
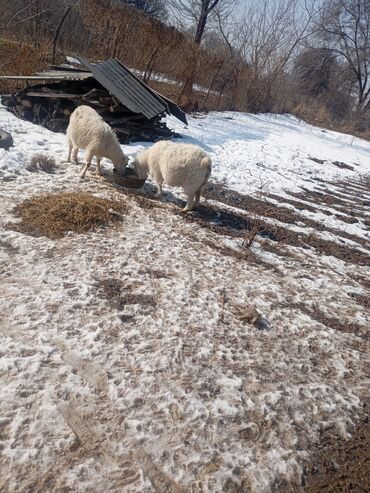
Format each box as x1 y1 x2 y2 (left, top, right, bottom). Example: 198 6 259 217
0 56 187 143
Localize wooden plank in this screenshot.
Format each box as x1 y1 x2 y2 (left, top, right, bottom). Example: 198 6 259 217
0 75 73 81
26 91 82 99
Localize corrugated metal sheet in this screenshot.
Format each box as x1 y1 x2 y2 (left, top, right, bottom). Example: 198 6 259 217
77 56 187 124
78 56 166 119
158 92 188 125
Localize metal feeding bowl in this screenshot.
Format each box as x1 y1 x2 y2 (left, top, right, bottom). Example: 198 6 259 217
113 167 147 189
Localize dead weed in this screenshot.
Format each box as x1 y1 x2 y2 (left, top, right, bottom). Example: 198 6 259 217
11 192 125 239
27 153 56 173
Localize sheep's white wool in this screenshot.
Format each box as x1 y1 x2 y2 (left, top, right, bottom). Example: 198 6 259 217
66 105 128 178
134 141 212 211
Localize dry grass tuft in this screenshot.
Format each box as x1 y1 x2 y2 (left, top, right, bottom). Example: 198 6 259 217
12 192 125 239
27 153 56 173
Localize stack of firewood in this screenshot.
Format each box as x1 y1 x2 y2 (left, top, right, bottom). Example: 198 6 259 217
1 78 179 143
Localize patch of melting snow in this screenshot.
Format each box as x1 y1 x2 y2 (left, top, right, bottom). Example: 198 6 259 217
0 104 369 492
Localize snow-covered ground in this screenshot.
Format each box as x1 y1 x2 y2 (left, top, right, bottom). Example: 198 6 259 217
0 107 369 492
167 112 370 192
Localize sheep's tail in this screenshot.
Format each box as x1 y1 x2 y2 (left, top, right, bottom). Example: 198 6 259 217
199 156 212 193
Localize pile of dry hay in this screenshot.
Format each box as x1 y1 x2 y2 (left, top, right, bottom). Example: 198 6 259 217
13 192 125 239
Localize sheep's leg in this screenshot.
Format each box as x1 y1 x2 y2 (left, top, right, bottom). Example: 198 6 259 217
194 190 202 207
96 157 102 176
155 181 163 197
72 147 79 163
181 193 195 212
80 151 93 179
80 161 91 179
67 144 72 163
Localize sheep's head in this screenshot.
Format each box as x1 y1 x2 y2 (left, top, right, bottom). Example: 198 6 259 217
132 151 149 179
113 154 129 175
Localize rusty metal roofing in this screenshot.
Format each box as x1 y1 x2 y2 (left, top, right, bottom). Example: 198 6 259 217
77 56 167 120
76 56 187 124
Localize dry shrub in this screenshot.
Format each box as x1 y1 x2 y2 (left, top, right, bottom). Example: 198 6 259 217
0 39 49 92
78 0 233 109
13 192 125 239
27 153 56 173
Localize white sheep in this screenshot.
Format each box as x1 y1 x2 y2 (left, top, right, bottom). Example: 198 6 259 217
133 141 212 211
66 105 128 179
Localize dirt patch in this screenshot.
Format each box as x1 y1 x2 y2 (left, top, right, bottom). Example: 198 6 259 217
138 268 172 279
96 278 156 311
291 180 370 215
331 160 355 171
331 179 370 197
268 193 319 213
309 157 326 165
350 274 370 291
303 414 370 493
347 292 370 309
289 189 350 209
11 192 125 239
184 204 370 266
132 194 160 210
294 303 369 340
204 181 369 249
334 214 359 224
121 181 369 267
205 182 297 224
0 238 20 254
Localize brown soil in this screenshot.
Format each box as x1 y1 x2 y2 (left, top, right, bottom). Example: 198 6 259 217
349 274 370 291
347 292 370 309
137 268 172 279
205 183 298 224
204 181 369 249
95 278 157 311
0 238 20 254
292 303 369 340
334 214 359 224
268 192 319 213
183 203 370 267
303 414 370 493
119 182 370 267
288 190 364 213
11 192 125 239
332 160 355 171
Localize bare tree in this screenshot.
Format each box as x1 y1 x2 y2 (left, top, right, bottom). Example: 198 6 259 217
293 47 354 121
294 48 337 96
315 0 370 115
213 0 322 110
169 0 236 44
0 0 77 46
168 0 238 106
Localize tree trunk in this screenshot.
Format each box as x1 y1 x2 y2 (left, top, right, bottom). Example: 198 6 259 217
52 6 72 63
194 6 208 45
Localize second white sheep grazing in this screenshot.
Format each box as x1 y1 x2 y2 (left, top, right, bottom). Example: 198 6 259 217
133 141 212 211
66 105 128 179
